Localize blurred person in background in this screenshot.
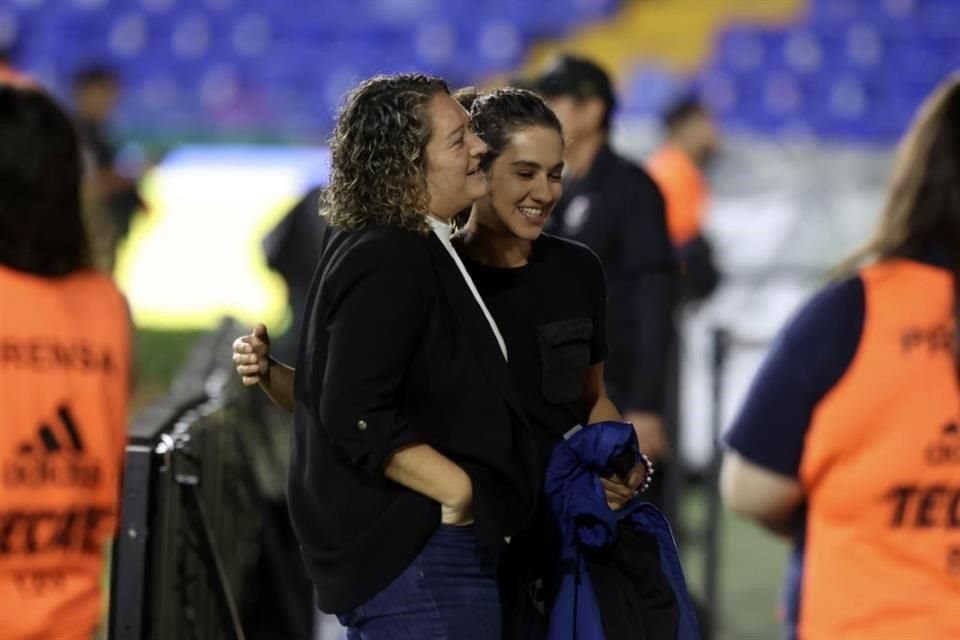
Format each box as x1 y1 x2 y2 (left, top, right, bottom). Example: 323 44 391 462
251 188 327 639
532 54 678 511
71 65 145 273
0 83 133 639
721 74 960 640
647 96 721 302
235 73 542 640
261 186 328 364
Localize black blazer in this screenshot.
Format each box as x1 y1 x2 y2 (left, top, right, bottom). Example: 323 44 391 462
288 223 539 613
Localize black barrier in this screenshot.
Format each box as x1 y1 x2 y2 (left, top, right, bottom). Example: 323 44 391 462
696 327 772 640
703 328 730 638
109 319 311 640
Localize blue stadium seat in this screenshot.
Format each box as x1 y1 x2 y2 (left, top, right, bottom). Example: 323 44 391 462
6 0 950 142
703 0 960 142
713 27 774 74
622 64 685 117
915 0 960 37
5 0 626 136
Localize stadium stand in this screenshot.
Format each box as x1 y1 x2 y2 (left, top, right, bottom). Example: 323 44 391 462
5 0 953 142
696 0 960 141
0 0 618 137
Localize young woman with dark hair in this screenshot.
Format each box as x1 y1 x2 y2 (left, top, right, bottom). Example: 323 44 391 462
454 87 628 453
722 74 960 639
454 87 661 638
0 83 132 639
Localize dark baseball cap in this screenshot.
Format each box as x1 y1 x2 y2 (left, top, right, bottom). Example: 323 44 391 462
533 54 617 107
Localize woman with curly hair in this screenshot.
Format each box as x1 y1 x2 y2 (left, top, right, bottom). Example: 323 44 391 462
240 74 540 639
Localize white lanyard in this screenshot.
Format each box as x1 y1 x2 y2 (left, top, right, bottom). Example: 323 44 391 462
428 217 508 361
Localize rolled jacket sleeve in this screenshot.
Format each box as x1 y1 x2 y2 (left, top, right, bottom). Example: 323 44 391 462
316 240 431 474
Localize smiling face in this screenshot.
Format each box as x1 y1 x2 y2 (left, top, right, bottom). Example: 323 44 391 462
424 92 489 220
472 125 565 241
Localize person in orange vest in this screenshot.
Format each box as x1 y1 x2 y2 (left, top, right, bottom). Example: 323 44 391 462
721 74 960 640
647 96 721 301
0 82 133 639
647 96 719 249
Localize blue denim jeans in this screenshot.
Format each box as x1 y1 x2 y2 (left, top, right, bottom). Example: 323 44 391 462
336 524 501 640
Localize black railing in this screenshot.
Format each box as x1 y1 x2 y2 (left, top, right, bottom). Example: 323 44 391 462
109 318 311 640
689 328 773 640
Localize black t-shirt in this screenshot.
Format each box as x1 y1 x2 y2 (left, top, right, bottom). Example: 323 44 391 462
459 233 608 461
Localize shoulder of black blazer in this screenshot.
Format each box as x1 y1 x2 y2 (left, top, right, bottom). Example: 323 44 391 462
312 224 529 427
325 224 433 272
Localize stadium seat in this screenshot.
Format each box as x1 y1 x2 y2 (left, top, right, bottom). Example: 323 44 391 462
7 0 624 137
6 0 955 142
694 0 959 143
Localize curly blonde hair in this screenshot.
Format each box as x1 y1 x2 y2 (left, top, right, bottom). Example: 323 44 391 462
323 74 449 233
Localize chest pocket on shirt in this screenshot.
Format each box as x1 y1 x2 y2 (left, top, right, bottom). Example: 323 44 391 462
537 318 593 405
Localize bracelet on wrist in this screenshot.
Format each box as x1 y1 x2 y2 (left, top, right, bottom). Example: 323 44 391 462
635 450 655 495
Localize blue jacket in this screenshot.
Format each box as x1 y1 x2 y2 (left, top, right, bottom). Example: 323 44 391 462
545 422 700 640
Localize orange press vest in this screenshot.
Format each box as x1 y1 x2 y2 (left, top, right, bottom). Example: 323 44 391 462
0 265 130 640
646 144 708 248
798 259 960 639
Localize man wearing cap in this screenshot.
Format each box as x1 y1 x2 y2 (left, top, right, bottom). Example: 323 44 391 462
534 54 678 510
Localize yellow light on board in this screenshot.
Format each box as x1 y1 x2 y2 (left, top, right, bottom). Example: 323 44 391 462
114 146 330 331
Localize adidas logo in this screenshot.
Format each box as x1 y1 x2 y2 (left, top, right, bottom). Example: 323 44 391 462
924 421 960 466
2 405 102 488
